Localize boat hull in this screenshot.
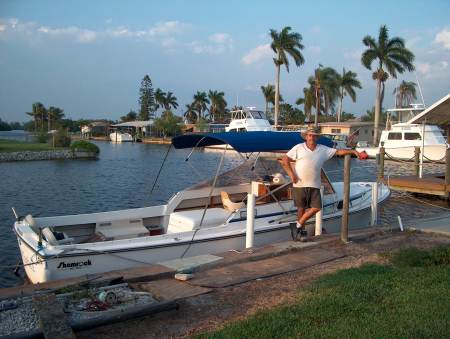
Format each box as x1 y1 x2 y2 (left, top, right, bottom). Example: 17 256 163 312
109 132 133 142
356 144 447 162
18 205 375 284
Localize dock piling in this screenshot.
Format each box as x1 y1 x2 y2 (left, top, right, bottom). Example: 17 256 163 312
315 186 324 236
246 193 255 249
446 148 450 198
371 182 378 226
414 147 420 177
341 154 351 243
377 143 385 181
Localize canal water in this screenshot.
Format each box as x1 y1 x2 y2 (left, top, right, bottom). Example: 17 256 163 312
0 131 447 287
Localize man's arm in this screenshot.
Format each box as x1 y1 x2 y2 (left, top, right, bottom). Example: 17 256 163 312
335 149 360 157
281 155 298 183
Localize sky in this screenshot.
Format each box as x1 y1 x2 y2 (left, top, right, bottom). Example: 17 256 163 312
0 0 449 122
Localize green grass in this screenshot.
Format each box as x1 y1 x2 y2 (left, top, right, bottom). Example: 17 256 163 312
197 246 450 338
0 138 65 152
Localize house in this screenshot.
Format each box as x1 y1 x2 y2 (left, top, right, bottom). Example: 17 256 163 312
318 121 382 142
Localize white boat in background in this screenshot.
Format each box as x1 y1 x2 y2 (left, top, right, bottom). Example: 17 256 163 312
356 123 447 162
322 133 351 149
225 107 274 132
356 99 449 163
13 132 389 284
110 131 133 143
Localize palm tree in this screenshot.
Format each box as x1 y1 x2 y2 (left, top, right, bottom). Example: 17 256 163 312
26 102 47 131
301 87 314 122
393 80 417 108
361 25 415 144
208 90 227 122
193 91 210 122
306 66 340 125
261 84 275 116
47 106 65 130
269 26 305 127
163 91 178 111
184 103 198 124
154 88 166 114
336 68 362 122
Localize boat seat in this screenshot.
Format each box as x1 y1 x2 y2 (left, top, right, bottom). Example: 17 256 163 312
42 227 74 246
167 208 230 233
220 191 245 212
95 218 149 240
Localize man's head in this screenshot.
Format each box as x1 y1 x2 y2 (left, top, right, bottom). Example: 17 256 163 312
302 126 321 145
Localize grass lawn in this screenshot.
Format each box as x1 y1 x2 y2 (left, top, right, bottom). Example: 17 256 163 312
198 246 450 338
0 138 66 152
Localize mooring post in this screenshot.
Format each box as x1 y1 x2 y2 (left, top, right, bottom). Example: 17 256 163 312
377 142 385 181
371 182 378 226
445 148 450 198
414 146 420 177
341 154 351 243
315 186 324 236
246 193 255 249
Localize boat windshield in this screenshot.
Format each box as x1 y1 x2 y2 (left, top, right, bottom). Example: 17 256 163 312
249 111 267 119
187 157 335 194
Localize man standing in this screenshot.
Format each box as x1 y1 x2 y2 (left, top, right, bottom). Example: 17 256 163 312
281 126 362 241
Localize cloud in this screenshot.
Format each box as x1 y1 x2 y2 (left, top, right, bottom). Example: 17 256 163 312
307 45 321 54
38 25 97 43
186 33 233 54
148 21 190 36
434 28 450 49
417 62 431 74
241 44 272 65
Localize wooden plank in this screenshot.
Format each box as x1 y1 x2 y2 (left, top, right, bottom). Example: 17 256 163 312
189 248 345 288
32 293 75 339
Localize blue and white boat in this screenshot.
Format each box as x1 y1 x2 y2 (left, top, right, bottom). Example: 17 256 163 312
13 132 390 283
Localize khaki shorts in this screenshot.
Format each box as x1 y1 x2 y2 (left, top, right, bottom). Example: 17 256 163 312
292 187 322 209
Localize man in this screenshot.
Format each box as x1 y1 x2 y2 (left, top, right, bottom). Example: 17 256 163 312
281 126 363 241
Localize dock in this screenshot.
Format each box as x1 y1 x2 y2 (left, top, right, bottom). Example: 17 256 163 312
1 222 450 338
379 147 450 198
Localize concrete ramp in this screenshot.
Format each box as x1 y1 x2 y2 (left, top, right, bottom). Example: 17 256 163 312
189 248 345 288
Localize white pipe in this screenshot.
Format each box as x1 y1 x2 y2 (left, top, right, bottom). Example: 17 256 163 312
371 182 378 226
397 215 404 232
315 186 324 236
419 120 425 178
246 193 255 249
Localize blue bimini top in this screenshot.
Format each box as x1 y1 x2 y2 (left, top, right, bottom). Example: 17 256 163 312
172 131 334 153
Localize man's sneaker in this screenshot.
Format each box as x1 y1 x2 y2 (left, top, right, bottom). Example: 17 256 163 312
298 229 308 242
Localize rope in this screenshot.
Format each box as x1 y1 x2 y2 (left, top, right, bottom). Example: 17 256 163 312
384 151 416 163
149 143 172 197
422 153 446 164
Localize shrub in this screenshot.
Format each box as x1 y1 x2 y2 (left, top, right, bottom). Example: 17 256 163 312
48 128 71 147
35 130 49 143
386 246 450 267
70 140 100 154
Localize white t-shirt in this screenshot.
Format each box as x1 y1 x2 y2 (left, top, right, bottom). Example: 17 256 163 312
286 143 336 188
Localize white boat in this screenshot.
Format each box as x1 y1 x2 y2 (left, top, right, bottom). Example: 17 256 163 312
14 132 390 284
109 131 133 143
322 133 351 149
225 107 274 132
356 123 447 162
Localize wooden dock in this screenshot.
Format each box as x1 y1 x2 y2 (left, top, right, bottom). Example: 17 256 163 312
384 173 450 197
378 147 450 198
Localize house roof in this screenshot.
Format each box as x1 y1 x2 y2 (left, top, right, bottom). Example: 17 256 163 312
407 93 450 125
112 120 154 128
318 121 377 128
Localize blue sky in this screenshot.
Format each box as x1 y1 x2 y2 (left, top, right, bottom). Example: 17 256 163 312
1 0 449 122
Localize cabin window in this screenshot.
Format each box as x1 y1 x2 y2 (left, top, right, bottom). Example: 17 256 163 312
404 133 421 140
229 128 236 132
331 128 341 133
387 132 402 140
